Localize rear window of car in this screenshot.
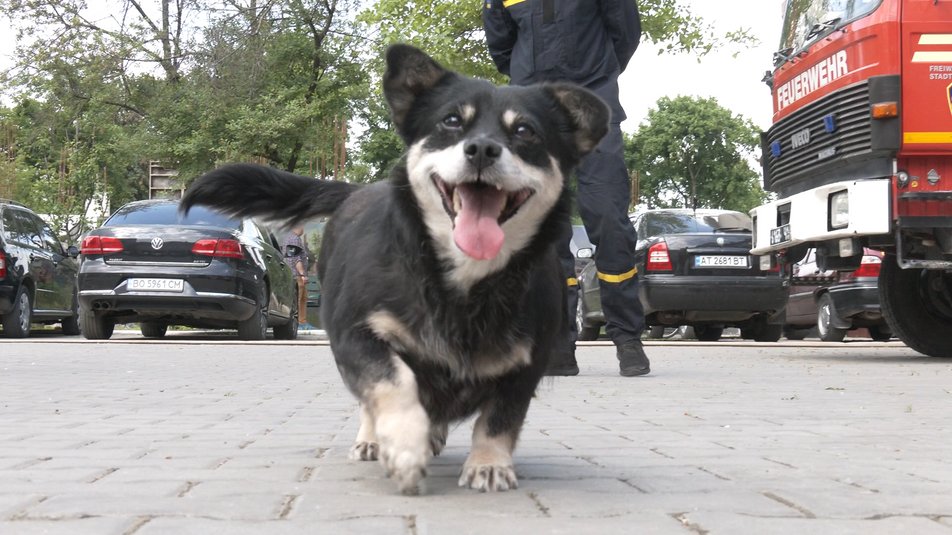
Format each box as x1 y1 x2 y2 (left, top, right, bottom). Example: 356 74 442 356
104 203 240 229
646 211 751 236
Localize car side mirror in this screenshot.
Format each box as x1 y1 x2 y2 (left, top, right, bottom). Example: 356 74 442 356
576 247 593 259
285 244 303 258
66 245 80 258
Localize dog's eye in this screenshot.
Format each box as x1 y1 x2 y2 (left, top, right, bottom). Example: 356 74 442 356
442 114 463 129
513 123 535 139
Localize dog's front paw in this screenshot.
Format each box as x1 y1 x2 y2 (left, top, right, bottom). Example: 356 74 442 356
381 447 428 495
458 462 518 492
348 441 379 461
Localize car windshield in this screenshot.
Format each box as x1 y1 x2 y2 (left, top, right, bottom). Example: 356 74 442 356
645 211 752 237
104 202 240 229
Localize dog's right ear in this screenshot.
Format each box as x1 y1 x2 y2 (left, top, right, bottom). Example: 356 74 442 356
383 44 451 135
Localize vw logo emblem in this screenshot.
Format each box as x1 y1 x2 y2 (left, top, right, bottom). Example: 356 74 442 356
151 237 164 250
716 237 725 246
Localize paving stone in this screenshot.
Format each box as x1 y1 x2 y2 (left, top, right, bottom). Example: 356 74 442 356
1 340 950 534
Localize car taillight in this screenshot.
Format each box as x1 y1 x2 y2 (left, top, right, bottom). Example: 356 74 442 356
80 235 124 255
854 256 882 277
0 250 6 278
192 238 244 259
646 242 673 272
843 254 882 280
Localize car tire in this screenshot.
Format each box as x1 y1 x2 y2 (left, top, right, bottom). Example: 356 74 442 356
879 258 952 357
238 288 268 341
754 324 783 342
817 293 848 342
743 319 783 342
61 289 81 336
782 325 808 341
1 286 33 338
694 325 723 342
867 325 891 342
273 291 298 340
647 325 665 339
140 322 168 338
575 294 600 341
79 304 114 340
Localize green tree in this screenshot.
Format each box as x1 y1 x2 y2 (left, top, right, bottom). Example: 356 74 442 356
0 0 369 229
627 95 766 213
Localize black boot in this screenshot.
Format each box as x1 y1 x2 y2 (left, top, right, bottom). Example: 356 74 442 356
546 345 580 376
617 340 650 377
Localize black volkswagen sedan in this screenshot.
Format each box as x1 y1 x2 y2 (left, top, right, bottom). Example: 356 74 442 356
76 200 297 340
576 209 788 342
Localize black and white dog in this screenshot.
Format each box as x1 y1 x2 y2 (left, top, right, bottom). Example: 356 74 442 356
181 45 608 494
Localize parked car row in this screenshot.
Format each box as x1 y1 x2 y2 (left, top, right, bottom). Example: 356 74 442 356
574 209 892 343
784 248 890 342
2 198 299 340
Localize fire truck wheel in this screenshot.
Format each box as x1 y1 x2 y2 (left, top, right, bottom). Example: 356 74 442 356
879 257 952 358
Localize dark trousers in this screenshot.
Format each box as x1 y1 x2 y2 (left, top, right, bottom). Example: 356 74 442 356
558 123 645 348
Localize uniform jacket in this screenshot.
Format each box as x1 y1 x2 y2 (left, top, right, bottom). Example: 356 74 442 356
482 0 641 121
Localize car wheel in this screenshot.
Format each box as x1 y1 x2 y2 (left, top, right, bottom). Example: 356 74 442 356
647 325 665 339
754 324 783 342
817 293 848 342
782 325 808 341
140 322 168 338
867 324 891 342
1 286 32 338
61 289 81 335
79 303 114 340
273 290 298 340
575 296 600 341
694 325 724 342
238 288 268 341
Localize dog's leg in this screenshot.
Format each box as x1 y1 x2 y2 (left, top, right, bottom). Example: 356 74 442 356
458 400 523 492
429 421 449 457
366 355 432 495
348 403 378 461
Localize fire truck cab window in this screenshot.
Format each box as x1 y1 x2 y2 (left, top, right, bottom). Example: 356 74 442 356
780 0 883 54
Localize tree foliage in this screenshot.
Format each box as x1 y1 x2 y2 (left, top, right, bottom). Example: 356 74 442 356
626 95 767 213
0 0 368 237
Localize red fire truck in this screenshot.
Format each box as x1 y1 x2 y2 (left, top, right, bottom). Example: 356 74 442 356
750 0 952 357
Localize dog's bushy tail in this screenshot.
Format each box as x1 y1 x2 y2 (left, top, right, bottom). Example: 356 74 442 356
180 163 359 227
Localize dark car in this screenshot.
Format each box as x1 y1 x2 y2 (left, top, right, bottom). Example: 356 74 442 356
76 200 297 340
576 208 788 342
0 199 80 337
784 248 891 342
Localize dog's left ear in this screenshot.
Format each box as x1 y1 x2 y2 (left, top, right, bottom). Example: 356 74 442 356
383 44 451 134
545 84 611 156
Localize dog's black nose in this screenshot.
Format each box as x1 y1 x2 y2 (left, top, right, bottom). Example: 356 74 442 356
464 138 502 170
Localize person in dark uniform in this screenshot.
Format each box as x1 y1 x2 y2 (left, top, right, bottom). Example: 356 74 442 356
483 0 650 377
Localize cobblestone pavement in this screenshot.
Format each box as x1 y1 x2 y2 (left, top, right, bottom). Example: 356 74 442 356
0 336 950 534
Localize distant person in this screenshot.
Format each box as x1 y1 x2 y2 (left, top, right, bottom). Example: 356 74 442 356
483 0 649 377
283 226 311 329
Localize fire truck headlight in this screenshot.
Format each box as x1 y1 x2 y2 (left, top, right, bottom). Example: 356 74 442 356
829 190 849 229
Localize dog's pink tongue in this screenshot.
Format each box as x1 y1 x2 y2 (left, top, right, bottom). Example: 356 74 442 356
453 184 507 260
